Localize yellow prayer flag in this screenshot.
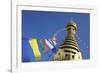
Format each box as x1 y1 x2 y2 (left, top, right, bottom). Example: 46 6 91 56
29 38 41 61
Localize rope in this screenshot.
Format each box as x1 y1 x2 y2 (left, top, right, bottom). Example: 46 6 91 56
53 28 66 37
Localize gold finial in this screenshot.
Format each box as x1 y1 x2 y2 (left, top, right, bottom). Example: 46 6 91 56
70 18 77 28
71 17 74 22
70 17 76 25
66 17 77 32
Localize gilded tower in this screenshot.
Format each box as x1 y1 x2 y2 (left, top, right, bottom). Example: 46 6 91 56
54 19 82 60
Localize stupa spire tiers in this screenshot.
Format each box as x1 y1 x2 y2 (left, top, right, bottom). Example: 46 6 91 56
54 18 82 60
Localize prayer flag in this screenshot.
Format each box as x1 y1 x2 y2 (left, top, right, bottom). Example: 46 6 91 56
42 39 49 53
29 38 41 61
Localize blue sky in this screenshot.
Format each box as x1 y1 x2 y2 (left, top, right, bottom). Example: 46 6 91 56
22 10 90 62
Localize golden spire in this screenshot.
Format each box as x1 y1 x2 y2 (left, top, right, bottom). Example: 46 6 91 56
54 18 82 60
